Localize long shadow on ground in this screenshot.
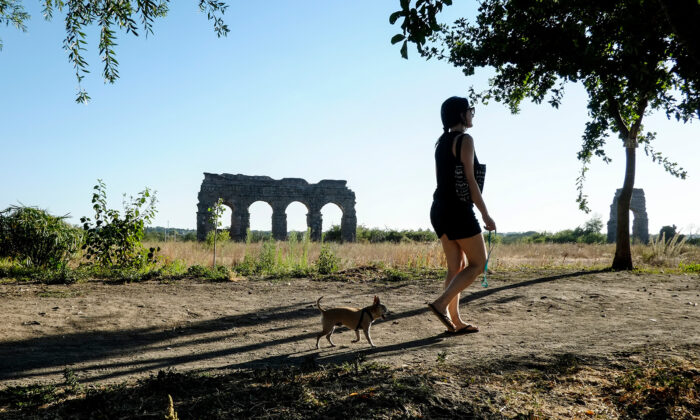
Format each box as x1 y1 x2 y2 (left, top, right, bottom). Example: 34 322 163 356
0 269 604 384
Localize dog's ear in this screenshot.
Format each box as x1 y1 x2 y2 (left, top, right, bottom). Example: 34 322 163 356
373 295 380 305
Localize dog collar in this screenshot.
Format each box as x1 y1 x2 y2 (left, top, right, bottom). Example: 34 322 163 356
355 308 374 331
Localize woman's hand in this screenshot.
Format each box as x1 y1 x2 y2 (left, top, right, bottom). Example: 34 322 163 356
483 214 496 231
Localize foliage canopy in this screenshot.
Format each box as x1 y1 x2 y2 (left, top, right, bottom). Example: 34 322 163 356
392 0 699 269
0 0 229 103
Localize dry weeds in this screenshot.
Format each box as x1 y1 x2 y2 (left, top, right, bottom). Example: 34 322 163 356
146 240 700 271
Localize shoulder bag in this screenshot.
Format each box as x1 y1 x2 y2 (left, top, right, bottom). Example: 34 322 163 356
454 134 486 203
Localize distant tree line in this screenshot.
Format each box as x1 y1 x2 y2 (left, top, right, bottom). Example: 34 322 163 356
143 217 700 246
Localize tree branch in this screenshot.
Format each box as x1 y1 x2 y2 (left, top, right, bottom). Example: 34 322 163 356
629 94 648 139
605 91 630 139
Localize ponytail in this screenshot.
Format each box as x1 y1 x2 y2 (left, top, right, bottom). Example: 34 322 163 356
436 128 449 147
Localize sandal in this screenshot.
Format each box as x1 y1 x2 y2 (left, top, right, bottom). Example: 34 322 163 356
445 325 479 334
428 303 456 332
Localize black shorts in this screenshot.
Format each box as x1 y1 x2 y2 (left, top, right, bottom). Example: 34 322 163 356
430 200 482 240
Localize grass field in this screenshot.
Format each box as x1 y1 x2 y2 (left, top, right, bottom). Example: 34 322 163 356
148 240 700 272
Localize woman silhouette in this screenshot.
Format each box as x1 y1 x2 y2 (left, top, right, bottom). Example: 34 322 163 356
428 96 496 334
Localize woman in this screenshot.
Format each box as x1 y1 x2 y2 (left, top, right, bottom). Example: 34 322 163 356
428 96 496 334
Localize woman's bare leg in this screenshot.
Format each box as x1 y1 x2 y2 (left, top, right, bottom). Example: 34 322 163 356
432 233 487 327
438 235 468 328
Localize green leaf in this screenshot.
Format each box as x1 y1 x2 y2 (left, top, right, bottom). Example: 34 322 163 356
401 41 408 59
391 34 406 45
389 11 403 25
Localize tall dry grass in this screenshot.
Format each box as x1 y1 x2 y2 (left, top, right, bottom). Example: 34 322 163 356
145 240 700 271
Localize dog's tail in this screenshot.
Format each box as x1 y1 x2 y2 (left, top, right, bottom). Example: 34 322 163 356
316 296 324 313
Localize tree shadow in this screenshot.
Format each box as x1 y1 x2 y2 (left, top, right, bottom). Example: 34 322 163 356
0 269 606 384
0 300 319 382
380 268 609 323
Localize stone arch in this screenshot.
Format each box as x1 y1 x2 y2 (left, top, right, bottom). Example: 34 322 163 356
247 200 273 237
197 174 356 242
320 202 343 233
606 188 649 244
285 201 310 236
218 202 233 236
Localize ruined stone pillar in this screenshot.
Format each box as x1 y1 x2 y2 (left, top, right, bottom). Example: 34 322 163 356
196 204 215 241
307 207 323 241
271 203 288 241
341 207 357 243
630 190 649 244
607 188 649 244
230 204 250 242
606 195 619 244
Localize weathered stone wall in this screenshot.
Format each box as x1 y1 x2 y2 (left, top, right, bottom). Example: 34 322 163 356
197 173 357 242
607 188 649 243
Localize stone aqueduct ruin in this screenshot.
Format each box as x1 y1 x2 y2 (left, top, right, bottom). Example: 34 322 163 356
197 174 650 245
197 173 357 242
607 188 649 244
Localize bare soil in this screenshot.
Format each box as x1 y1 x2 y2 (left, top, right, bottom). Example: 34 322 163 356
1 267 699 388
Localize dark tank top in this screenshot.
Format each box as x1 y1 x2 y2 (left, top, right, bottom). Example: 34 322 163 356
432 131 481 206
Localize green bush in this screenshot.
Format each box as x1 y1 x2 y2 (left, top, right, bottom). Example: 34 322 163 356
322 225 342 242
316 245 340 274
232 238 278 276
496 216 606 245
0 206 82 268
234 255 257 276
186 264 231 281
182 231 198 241
404 229 438 242
233 232 314 277
256 239 277 274
679 262 700 273
205 230 230 246
245 230 272 243
80 180 158 268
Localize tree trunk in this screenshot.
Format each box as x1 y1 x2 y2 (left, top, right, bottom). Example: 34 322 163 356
612 144 636 270
213 230 217 268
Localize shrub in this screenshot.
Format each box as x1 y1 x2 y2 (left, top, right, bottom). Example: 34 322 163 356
182 231 198 241
205 230 230 247
186 264 231 281
404 229 438 242
234 255 257 276
80 180 158 268
256 239 277 274
355 226 437 244
322 225 342 242
643 232 688 265
0 206 82 268
246 230 272 243
383 267 409 282
659 225 684 243
679 262 700 273
316 245 340 274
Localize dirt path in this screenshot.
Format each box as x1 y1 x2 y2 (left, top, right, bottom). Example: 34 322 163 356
1 268 699 388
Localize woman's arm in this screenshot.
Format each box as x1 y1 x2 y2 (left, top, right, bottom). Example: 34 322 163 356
456 134 496 231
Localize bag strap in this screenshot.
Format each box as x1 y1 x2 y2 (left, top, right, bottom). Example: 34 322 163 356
456 133 481 165
454 133 465 162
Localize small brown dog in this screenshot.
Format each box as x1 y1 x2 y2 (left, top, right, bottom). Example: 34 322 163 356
315 296 388 349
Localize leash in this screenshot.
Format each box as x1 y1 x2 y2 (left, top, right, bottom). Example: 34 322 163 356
482 229 496 288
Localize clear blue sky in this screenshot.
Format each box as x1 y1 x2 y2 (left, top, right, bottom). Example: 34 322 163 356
1 1 698 235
